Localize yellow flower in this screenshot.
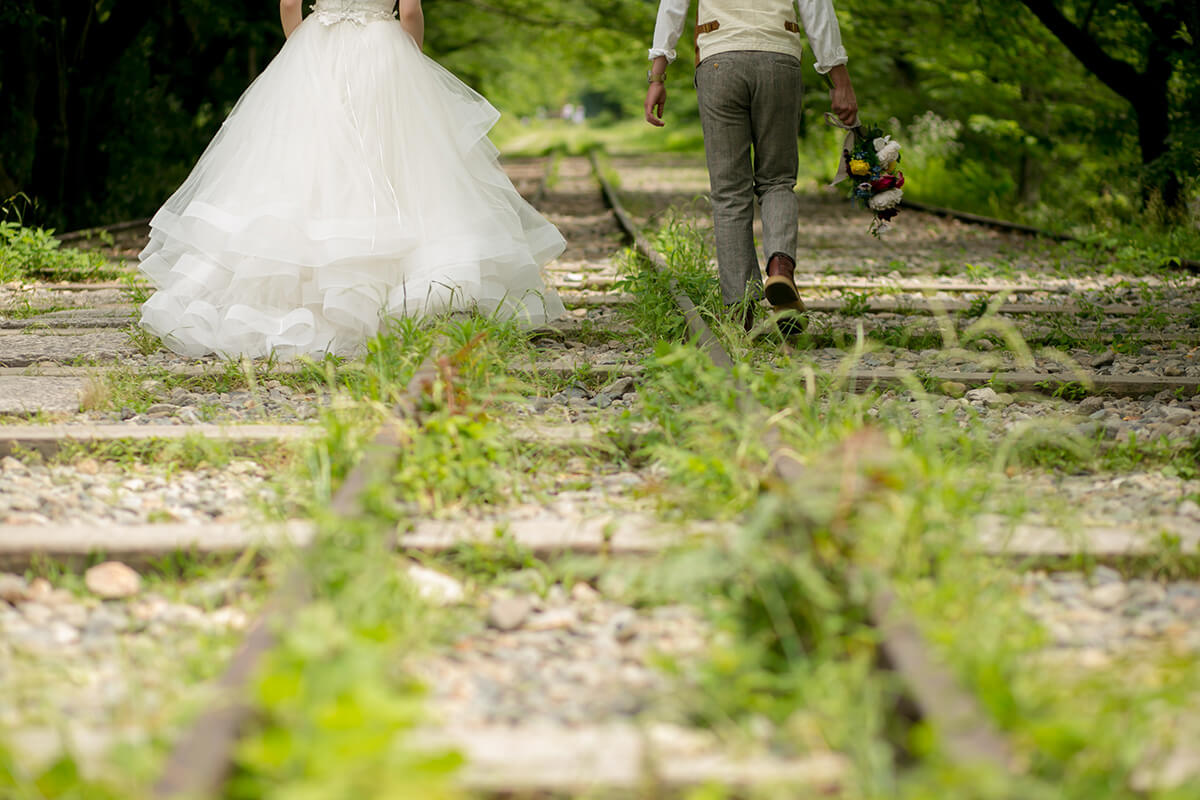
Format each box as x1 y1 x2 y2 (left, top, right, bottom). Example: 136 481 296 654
849 159 870 176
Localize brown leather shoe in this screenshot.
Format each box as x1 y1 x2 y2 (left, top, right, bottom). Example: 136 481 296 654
763 252 805 311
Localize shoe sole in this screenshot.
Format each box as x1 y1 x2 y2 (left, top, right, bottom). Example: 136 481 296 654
764 276 805 311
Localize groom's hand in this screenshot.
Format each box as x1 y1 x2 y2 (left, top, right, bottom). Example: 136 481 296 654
826 65 858 127
644 83 667 127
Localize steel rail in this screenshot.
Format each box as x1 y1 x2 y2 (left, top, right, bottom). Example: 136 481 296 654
55 218 152 244
898 199 1200 273
899 198 1072 241
151 359 436 798
591 150 1018 773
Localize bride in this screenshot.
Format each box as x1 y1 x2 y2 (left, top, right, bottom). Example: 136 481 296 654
139 0 566 359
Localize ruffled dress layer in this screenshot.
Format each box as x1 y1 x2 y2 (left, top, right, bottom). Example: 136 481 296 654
139 6 565 359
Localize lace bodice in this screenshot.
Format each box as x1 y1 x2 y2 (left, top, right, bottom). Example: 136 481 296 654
311 0 396 26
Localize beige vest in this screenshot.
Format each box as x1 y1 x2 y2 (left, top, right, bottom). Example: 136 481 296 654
694 0 804 64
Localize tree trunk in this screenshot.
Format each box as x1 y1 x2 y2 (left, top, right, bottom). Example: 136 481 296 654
0 20 40 204
1131 46 1180 210
29 0 71 227
1017 0 1184 211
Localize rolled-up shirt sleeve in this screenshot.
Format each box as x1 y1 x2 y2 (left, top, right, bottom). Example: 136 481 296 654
648 0 689 62
798 0 848 73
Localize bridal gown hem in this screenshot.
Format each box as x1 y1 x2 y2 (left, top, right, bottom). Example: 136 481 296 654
138 0 566 360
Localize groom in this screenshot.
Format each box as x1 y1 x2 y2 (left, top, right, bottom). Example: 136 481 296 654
643 0 858 330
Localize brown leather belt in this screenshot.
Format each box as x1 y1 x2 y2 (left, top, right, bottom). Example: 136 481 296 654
697 20 797 34
694 19 800 66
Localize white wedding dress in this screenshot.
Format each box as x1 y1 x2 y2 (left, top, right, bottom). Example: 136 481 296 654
139 0 566 359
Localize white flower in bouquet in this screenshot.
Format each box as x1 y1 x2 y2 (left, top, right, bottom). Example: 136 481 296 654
875 139 901 167
869 188 903 210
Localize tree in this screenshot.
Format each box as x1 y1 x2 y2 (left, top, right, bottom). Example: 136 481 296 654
1016 0 1198 209
0 0 652 228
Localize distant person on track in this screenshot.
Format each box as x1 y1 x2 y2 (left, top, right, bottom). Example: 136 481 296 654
643 0 858 331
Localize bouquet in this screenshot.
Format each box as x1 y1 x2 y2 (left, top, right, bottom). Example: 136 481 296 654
827 114 906 237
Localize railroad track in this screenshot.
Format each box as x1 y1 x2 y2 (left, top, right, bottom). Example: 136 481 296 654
0 154 1198 796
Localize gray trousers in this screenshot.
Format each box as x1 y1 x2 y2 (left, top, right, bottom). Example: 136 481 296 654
695 51 802 304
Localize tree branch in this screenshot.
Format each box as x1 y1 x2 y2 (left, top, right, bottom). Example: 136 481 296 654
1017 0 1143 104
1128 0 1179 45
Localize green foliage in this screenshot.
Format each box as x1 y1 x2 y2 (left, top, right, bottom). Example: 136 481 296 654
229 305 597 796
636 346 768 517
615 214 724 347
229 521 463 799
387 412 514 513
0 220 120 283
841 291 872 317
0 751 126 800
5 0 1195 250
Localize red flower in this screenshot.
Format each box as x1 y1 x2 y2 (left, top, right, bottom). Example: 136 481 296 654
870 175 897 192
894 171 905 188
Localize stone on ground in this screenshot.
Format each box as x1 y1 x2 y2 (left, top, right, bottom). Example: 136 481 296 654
84 561 141 599
0 571 29 603
486 595 532 631
404 563 464 605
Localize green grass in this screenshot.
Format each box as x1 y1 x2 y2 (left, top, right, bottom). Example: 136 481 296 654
606 196 1200 797
620 333 1200 797
494 117 705 158
229 310 597 797
227 519 463 800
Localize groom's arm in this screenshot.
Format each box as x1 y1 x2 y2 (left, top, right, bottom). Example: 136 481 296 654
797 0 857 125
644 0 689 127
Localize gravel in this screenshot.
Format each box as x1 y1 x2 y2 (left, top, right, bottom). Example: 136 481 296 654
414 582 707 728
0 571 256 778
1020 570 1200 666
0 455 270 526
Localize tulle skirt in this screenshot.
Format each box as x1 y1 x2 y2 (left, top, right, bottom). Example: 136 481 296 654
139 16 565 359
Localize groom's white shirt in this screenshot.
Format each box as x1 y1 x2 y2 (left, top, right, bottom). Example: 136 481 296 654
649 0 847 73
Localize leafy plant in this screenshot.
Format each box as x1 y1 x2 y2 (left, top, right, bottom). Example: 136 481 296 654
0 220 122 283
841 291 872 317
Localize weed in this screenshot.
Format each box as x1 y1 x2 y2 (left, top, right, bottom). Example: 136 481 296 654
431 537 546 585
79 376 111 411
964 296 990 319
1 296 71 319
229 515 462 799
124 324 163 356
841 291 872 317
615 213 722 346
121 273 151 306
1034 379 1090 401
